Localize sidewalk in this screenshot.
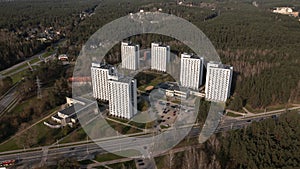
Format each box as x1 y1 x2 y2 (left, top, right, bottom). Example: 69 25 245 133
226 106 300 119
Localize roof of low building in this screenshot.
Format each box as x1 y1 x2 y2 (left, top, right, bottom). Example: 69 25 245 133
59 103 85 116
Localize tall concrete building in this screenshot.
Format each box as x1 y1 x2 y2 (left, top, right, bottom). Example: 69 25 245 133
180 53 204 90
205 62 233 102
151 43 170 72
108 77 137 119
121 42 140 70
91 63 117 100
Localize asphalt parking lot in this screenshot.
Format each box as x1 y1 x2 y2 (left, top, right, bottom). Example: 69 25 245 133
155 100 195 129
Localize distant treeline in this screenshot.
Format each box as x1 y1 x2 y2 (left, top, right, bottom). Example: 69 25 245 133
0 0 99 70
1 0 299 109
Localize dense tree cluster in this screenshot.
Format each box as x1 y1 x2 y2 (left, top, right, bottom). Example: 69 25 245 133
64 0 300 109
219 112 300 169
0 0 99 70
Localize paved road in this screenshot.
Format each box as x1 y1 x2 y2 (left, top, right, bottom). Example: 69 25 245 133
0 53 56 80
0 108 299 167
0 38 65 80
0 84 19 117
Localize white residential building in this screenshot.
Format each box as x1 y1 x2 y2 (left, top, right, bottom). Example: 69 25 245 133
91 63 117 100
108 77 137 119
205 62 233 102
180 53 204 90
151 43 170 72
121 42 139 70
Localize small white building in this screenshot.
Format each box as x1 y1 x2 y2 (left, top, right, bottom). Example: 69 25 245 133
51 97 89 127
51 104 83 127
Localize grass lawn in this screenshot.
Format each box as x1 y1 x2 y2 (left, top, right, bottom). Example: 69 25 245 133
95 150 140 163
136 71 175 91
107 160 136 169
41 51 54 58
95 153 123 163
9 69 29 84
59 128 87 144
2 63 28 76
79 159 94 165
106 118 143 135
29 57 40 64
0 119 74 152
0 139 21 152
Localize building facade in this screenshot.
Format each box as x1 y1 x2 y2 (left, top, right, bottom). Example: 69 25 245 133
108 77 137 119
91 63 117 100
205 62 233 102
121 42 140 70
151 43 170 72
180 53 204 90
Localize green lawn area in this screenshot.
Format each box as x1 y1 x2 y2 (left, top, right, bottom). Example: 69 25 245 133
29 57 40 64
2 56 45 85
2 63 28 76
136 71 175 91
95 153 123 163
0 139 21 152
59 128 87 144
95 150 140 163
0 119 74 152
106 118 143 135
41 51 54 58
10 72 25 84
79 159 94 165
2 51 52 77
107 160 136 169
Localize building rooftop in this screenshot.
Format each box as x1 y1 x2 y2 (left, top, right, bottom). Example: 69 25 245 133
109 76 135 83
207 61 232 69
59 103 85 116
91 63 115 70
52 114 63 120
151 42 169 48
122 41 138 46
181 53 202 59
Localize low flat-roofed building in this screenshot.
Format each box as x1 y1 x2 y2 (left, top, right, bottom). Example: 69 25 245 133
50 97 91 127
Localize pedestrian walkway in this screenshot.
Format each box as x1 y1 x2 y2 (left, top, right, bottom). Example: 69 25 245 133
39 146 49 167
226 106 300 119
